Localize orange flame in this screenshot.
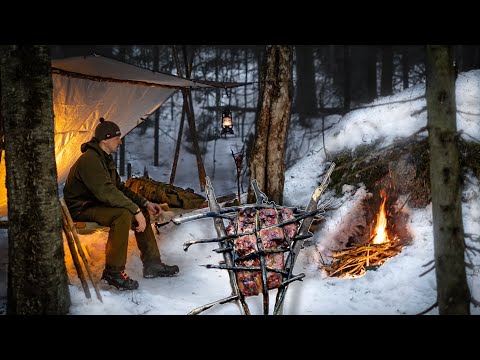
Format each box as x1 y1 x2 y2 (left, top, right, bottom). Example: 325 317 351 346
371 190 389 244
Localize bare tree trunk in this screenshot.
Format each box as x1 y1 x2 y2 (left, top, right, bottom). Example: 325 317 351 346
367 46 377 102
118 45 128 176
328 45 337 76
212 47 221 179
119 129 126 176
169 46 187 184
381 45 393 96
343 45 351 112
242 48 249 142
170 101 186 185
426 45 470 315
182 45 206 191
153 45 160 167
294 45 317 127
247 45 293 204
455 45 464 73
0 45 71 314
402 46 410 90
460 45 478 71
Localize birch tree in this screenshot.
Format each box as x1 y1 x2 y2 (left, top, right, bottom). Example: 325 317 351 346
248 45 293 204
0 45 71 314
426 44 470 314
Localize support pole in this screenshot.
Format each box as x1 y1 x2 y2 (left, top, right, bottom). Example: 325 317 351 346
59 198 103 303
62 217 91 299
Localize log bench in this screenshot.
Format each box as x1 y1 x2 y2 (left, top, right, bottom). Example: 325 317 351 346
0 218 109 234
73 221 109 235
73 206 191 235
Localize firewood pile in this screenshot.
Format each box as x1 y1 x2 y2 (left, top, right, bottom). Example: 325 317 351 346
323 241 404 278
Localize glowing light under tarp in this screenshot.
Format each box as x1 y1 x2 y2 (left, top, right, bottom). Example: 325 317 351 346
0 77 178 217
0 54 247 218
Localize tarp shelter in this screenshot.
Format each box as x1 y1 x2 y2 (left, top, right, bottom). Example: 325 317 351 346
0 54 245 217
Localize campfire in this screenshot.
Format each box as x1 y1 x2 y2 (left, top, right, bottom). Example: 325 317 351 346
323 189 407 278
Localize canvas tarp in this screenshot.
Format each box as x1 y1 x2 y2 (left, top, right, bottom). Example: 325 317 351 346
0 54 239 217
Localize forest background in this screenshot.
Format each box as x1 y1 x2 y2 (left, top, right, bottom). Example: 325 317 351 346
49 45 480 190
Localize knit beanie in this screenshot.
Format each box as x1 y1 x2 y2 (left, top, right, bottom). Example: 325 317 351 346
94 117 121 140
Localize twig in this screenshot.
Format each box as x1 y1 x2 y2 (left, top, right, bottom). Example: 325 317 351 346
461 132 480 144
395 193 412 215
280 273 305 286
205 264 289 276
419 264 435 277
422 259 435 267
416 302 437 315
465 243 480 255
183 231 252 251
410 106 427 117
188 294 239 315
274 162 336 314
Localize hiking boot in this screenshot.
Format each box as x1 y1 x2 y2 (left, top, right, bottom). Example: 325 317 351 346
101 269 139 290
143 261 179 278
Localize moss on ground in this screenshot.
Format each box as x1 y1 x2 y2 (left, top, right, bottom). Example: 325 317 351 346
327 137 480 202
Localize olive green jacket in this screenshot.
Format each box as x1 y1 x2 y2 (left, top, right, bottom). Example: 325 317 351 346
63 138 147 218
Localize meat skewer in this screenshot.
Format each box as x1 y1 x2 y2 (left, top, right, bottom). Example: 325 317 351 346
176 162 336 315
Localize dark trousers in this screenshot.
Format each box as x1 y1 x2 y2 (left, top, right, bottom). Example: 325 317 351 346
75 207 161 272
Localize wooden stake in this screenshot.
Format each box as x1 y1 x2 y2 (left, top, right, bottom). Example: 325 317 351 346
366 246 370 267
62 218 91 299
59 198 103 303
204 176 251 315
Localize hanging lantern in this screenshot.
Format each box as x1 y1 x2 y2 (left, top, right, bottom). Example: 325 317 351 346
221 107 234 135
